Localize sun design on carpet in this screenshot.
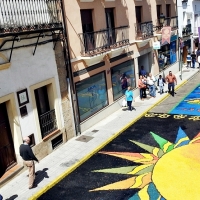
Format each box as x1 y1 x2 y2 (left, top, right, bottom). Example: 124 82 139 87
90 127 200 200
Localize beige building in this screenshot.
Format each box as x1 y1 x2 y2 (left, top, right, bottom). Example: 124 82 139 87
0 0 75 185
63 0 178 132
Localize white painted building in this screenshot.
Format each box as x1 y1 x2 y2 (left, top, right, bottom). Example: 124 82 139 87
177 0 200 63
0 0 75 184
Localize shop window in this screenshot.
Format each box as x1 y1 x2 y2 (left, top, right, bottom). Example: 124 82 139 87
111 60 136 101
158 40 177 71
76 72 108 122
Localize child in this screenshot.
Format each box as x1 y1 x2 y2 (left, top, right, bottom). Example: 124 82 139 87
186 52 191 68
157 75 165 94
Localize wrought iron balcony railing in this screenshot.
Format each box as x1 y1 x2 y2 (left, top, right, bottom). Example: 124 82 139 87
39 109 58 138
163 16 178 30
79 26 129 56
0 0 63 37
182 24 192 37
135 21 153 40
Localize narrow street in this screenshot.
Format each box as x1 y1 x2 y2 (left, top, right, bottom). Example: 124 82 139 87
37 72 200 200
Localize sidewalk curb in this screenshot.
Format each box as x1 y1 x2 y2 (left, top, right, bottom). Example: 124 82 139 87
29 80 188 200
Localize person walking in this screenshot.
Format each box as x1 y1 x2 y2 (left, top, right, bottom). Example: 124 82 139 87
165 71 177 97
186 52 191 68
147 73 156 98
19 136 39 189
138 75 146 101
191 51 196 68
196 48 200 68
157 75 165 94
125 86 135 111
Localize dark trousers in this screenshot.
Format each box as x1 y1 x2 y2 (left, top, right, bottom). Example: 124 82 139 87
192 59 195 68
168 82 175 95
127 101 132 111
140 88 146 99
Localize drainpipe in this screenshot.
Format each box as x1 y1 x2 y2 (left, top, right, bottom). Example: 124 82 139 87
176 0 183 80
60 0 81 136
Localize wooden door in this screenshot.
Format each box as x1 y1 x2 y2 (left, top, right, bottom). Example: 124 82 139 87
0 103 16 178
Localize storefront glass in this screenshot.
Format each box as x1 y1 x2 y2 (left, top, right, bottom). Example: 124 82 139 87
158 35 177 71
111 60 136 100
76 72 108 122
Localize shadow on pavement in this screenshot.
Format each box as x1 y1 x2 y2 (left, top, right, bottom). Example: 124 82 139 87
34 168 49 185
5 194 18 200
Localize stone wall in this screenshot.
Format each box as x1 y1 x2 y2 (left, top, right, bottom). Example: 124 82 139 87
53 36 75 141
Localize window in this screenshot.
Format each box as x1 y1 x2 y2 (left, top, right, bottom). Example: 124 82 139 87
34 86 57 138
157 5 162 19
76 72 108 122
111 60 136 101
166 4 171 18
80 9 94 33
158 40 177 71
135 6 142 23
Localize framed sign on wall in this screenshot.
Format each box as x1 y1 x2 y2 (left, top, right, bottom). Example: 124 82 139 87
17 88 29 107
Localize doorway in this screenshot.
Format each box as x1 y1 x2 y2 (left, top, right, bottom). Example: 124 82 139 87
0 103 16 178
105 8 115 45
138 53 152 77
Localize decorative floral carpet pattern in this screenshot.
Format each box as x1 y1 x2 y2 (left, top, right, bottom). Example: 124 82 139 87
170 85 200 116
39 114 200 200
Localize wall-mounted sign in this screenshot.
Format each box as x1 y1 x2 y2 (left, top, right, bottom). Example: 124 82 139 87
17 88 29 107
153 41 161 49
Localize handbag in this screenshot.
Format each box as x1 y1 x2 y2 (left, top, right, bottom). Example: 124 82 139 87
121 99 127 107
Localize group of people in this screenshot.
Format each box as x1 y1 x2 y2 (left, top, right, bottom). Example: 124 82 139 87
186 48 200 69
124 67 177 112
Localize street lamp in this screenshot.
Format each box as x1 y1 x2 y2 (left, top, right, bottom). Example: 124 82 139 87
159 13 165 27
179 37 183 80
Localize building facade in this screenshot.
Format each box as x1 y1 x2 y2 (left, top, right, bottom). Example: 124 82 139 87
0 0 75 184
63 0 178 132
177 0 199 64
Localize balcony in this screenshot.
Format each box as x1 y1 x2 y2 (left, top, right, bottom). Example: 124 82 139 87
154 16 178 39
0 0 63 37
39 109 58 138
163 16 178 30
135 21 153 40
135 21 153 47
78 26 129 66
182 24 192 38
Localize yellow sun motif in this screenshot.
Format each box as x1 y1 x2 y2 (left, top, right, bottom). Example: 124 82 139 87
90 127 200 200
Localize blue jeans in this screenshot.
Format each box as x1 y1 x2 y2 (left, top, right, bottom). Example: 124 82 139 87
168 82 175 94
192 59 195 68
149 85 156 97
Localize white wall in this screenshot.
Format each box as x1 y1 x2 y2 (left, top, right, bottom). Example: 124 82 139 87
0 35 63 143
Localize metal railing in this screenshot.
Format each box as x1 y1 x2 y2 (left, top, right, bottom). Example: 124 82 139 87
0 0 63 36
135 21 153 40
79 26 129 56
182 24 192 37
39 109 58 138
163 16 178 30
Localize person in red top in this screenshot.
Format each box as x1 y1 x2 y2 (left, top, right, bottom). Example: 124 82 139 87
165 71 177 96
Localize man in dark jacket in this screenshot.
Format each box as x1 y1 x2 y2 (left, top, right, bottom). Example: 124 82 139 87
19 136 39 189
